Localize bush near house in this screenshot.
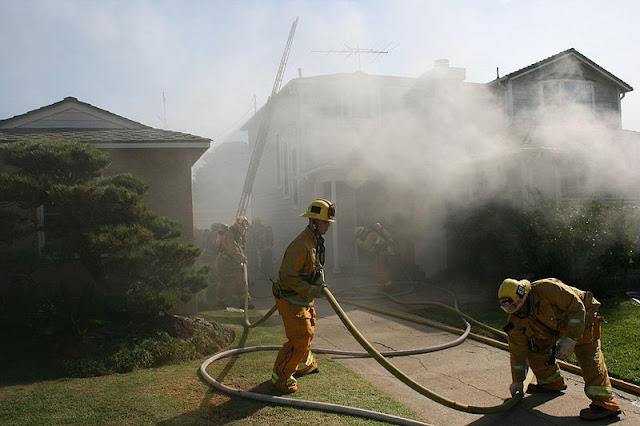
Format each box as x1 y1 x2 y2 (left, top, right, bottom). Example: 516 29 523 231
445 196 640 295
0 140 215 378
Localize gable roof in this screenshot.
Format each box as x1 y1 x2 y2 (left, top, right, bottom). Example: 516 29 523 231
0 97 211 149
490 48 633 92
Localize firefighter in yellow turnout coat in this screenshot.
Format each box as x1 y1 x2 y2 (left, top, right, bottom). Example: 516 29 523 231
215 216 250 308
271 199 336 394
499 278 621 420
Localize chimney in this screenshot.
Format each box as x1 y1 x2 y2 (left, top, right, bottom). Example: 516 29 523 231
434 59 450 68
421 58 466 82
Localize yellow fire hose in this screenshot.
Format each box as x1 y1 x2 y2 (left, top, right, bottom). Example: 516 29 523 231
322 287 532 414
201 274 639 423
241 263 278 328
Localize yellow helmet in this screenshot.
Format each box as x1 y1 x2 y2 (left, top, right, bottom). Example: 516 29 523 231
498 278 531 314
300 198 336 222
235 215 249 228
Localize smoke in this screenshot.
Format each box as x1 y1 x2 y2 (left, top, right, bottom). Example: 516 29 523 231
260 55 640 219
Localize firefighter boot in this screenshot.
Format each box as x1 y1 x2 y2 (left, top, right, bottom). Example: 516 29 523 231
579 404 622 420
527 381 567 393
271 372 298 394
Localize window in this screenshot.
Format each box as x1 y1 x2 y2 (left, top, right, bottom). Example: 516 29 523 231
541 80 594 109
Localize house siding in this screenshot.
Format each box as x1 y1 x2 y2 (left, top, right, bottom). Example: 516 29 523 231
106 148 198 242
223 50 637 280
507 57 623 129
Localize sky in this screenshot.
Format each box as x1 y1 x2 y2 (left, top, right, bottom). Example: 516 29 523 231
2 0 640 168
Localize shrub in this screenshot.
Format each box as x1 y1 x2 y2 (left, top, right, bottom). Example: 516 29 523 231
445 196 640 295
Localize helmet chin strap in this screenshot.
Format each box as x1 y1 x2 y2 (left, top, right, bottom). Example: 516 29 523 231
308 219 325 265
514 298 531 318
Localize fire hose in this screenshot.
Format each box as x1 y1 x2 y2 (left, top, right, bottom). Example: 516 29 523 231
200 275 537 424
200 268 639 423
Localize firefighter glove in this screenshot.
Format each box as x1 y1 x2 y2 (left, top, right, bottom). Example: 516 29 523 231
311 283 327 298
556 336 577 360
509 381 524 396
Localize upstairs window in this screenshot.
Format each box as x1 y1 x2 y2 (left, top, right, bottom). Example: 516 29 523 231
541 80 594 110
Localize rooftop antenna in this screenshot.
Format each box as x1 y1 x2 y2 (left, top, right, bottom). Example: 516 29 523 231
157 91 167 129
311 43 394 72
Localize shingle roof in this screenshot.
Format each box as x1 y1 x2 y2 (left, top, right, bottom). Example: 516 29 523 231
0 128 210 144
0 97 211 147
0 97 149 128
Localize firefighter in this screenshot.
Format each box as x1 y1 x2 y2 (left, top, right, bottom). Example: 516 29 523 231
271 198 336 394
215 216 251 309
499 278 621 420
353 222 396 290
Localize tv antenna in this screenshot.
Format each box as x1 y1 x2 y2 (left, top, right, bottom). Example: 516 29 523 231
311 43 395 72
157 91 167 129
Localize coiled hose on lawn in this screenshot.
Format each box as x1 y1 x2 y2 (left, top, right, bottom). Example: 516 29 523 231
200 282 536 424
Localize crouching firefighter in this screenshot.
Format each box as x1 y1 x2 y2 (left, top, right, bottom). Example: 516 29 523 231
271 198 336 394
499 278 622 420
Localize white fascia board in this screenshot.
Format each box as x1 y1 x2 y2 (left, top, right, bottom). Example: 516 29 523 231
510 53 632 91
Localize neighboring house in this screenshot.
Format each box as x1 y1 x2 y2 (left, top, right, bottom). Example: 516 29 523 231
0 97 211 315
204 48 640 278
0 97 210 243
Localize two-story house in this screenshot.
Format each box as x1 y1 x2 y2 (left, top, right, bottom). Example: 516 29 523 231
213 48 640 279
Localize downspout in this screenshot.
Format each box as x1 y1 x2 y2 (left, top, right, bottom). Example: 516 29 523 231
618 91 625 129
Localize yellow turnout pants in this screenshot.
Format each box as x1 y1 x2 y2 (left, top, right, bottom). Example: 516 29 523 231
271 298 318 392
528 314 619 411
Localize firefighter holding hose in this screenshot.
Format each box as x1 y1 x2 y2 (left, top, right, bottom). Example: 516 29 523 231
215 215 251 309
498 278 621 420
270 198 336 394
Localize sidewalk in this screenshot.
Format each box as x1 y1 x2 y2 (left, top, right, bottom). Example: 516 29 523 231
250 277 640 425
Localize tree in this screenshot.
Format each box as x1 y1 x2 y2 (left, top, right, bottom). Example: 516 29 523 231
0 140 208 341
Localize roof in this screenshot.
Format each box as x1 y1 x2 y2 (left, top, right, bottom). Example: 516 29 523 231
0 128 210 148
490 48 633 92
241 71 414 130
0 97 210 149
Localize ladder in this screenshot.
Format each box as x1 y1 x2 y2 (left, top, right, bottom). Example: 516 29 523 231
236 17 298 218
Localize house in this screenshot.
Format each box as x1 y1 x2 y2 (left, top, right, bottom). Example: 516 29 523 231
0 97 211 314
0 97 210 243
242 72 441 278
201 48 640 279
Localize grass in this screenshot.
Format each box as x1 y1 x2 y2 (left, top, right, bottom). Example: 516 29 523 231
2 284 637 425
0 307 426 426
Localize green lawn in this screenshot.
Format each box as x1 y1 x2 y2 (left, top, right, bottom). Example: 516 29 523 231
0 308 425 426
2 289 637 425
